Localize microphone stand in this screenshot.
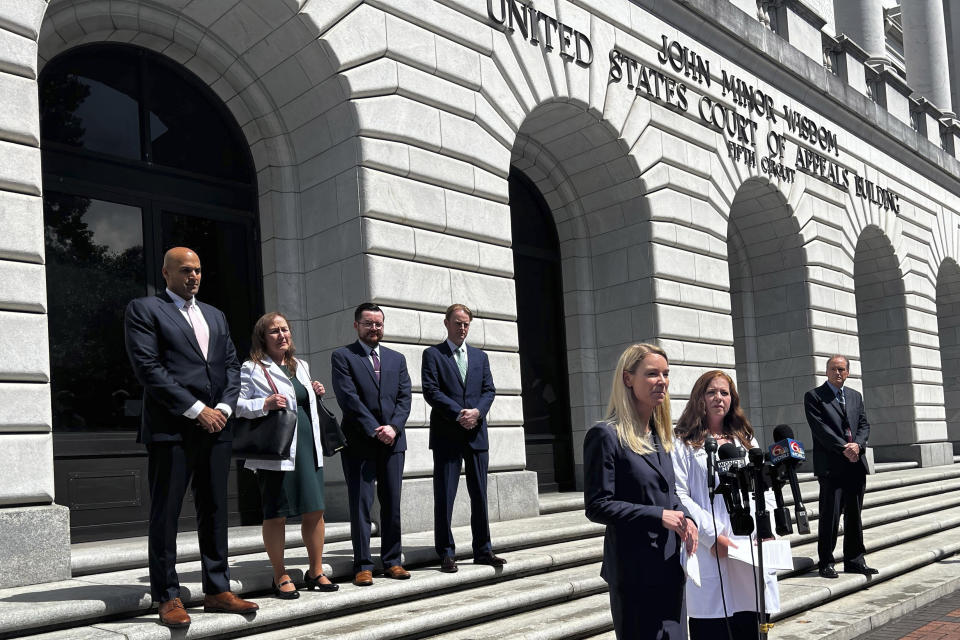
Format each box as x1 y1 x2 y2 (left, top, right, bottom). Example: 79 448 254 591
749 451 773 639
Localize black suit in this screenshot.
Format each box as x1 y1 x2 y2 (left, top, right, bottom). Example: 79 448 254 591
584 422 690 639
421 341 496 560
124 291 240 602
331 341 411 572
804 382 870 568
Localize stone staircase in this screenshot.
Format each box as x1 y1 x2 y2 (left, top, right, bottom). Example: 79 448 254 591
2 462 960 639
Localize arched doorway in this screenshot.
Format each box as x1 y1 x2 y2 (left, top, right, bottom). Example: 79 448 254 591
40 44 261 541
510 169 575 491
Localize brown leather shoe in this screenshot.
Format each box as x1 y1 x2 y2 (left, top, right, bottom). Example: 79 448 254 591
384 565 410 580
158 598 191 628
353 570 374 586
203 591 259 614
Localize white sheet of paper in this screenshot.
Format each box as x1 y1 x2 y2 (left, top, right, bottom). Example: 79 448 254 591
682 548 701 587
725 537 794 571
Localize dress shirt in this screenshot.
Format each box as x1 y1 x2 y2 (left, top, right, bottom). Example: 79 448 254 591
446 339 468 368
165 288 233 420
361 341 381 369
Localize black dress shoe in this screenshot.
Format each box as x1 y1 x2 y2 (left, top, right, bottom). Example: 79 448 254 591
818 565 838 579
440 556 458 573
844 563 879 576
304 571 340 592
474 554 506 567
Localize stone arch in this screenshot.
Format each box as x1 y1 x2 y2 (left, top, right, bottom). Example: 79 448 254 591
510 99 646 487
937 258 960 451
854 225 915 452
37 0 357 350
727 177 810 446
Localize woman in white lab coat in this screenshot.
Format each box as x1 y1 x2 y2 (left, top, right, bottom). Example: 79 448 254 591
672 370 780 639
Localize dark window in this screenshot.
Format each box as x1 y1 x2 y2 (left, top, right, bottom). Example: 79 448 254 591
40 49 141 159
40 43 261 540
45 193 146 431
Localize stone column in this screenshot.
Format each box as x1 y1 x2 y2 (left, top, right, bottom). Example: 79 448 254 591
945 0 960 121
834 0 889 64
901 0 954 115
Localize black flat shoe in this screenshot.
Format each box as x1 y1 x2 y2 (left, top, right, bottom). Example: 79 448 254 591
272 578 300 599
818 565 838 579
304 570 340 592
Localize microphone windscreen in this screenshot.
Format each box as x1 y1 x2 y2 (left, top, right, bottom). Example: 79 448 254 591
773 424 794 440
704 435 718 452
718 442 742 460
748 447 764 465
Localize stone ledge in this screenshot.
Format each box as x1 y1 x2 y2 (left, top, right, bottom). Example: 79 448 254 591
0 504 70 589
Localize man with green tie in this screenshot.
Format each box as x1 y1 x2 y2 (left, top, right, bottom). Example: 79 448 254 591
421 304 504 573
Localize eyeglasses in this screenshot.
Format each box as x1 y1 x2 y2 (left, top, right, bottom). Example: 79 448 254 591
359 321 384 329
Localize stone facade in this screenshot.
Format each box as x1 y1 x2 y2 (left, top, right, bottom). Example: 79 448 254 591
1 0 959 589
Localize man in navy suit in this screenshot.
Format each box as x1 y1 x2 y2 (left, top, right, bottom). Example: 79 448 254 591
331 302 412 586
422 304 504 573
124 247 257 628
804 354 877 579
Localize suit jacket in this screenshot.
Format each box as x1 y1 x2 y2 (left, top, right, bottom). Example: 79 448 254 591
804 382 870 477
421 342 496 452
331 341 411 455
584 421 691 589
124 291 240 443
236 356 325 471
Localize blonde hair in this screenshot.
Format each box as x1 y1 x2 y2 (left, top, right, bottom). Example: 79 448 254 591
604 343 673 455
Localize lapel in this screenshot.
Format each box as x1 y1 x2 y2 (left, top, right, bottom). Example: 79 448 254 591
260 356 294 395
157 293 205 359
822 382 848 428
464 344 481 388
353 341 380 388
638 429 667 483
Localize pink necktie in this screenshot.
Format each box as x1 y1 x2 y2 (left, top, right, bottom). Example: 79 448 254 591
186 300 209 360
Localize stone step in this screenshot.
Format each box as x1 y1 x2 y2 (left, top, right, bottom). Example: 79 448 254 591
70 522 357 577
0 512 602 638
775 524 960 623
15 539 605 640
412 593 612 640
775 558 960 639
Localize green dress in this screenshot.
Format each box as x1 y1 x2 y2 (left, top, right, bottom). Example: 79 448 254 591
257 365 325 519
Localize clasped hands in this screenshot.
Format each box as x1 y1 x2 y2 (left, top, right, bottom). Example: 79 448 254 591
197 406 227 433
843 441 860 462
458 408 480 430
661 509 698 554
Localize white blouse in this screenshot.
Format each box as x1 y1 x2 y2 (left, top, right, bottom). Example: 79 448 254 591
236 356 324 472
671 438 781 618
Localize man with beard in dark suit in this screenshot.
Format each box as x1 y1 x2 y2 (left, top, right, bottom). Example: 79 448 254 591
804 354 877 579
331 302 412 586
124 247 258 627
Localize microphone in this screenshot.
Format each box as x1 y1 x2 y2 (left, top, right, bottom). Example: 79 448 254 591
749 447 773 540
717 443 753 534
704 435 718 494
716 442 746 472
768 424 810 534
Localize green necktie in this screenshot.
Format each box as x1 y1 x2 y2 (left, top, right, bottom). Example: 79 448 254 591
455 346 467 382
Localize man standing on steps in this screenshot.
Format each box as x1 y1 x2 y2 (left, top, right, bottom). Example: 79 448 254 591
124 247 259 628
331 302 412 586
422 304 505 573
804 354 878 579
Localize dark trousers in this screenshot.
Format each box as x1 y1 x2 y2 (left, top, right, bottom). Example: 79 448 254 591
689 612 761 640
341 448 405 572
146 436 232 603
433 447 491 559
817 469 867 567
609 581 684 640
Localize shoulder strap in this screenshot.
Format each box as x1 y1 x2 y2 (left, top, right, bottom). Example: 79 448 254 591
260 364 280 395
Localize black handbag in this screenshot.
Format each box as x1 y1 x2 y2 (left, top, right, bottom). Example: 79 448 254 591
232 364 297 460
317 397 347 457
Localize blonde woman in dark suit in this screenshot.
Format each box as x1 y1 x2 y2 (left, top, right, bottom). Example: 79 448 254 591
584 343 697 639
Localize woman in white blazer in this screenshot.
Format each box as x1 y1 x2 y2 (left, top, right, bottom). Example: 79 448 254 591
237 312 338 598
671 370 780 640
